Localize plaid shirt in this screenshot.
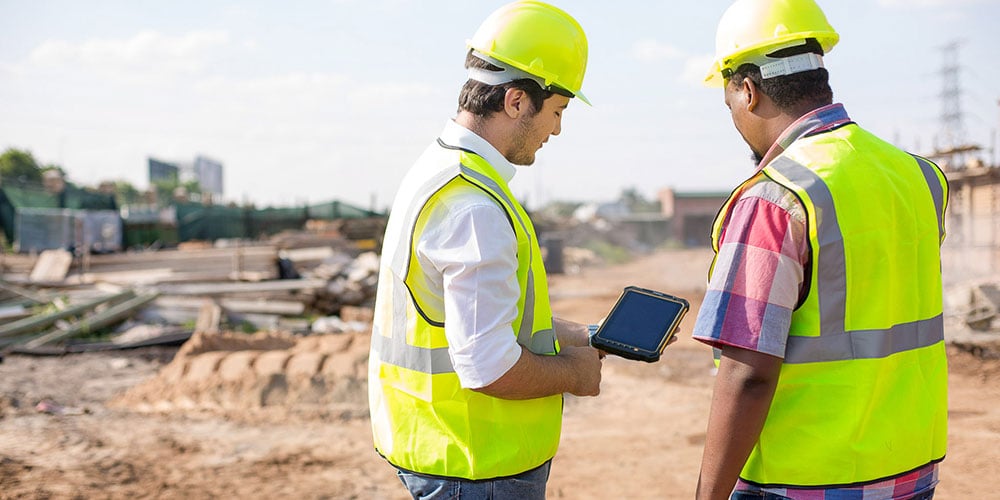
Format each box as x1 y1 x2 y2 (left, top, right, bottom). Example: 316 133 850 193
691 104 938 499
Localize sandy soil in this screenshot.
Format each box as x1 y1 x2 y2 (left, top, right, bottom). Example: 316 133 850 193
1 247 999 499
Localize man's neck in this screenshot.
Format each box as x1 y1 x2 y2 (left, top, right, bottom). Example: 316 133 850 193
455 111 511 159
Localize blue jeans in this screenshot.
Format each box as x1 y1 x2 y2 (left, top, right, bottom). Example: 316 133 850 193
395 460 551 500
730 488 935 500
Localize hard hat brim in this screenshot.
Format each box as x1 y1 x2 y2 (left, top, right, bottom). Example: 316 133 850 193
703 32 839 88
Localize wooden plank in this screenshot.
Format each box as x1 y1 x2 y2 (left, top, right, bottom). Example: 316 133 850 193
154 279 327 296
69 328 193 352
0 332 41 349
280 246 335 263
69 268 176 286
84 245 277 267
219 298 305 316
6 328 192 354
194 299 222 335
0 304 31 323
0 281 51 304
0 290 135 339
134 305 201 326
4 344 67 356
22 292 159 348
73 270 277 286
29 249 73 283
155 296 305 316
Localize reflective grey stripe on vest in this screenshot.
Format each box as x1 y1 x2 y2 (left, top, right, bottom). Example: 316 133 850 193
912 155 947 240
769 157 848 337
767 156 944 364
377 158 464 374
784 314 944 363
373 328 456 374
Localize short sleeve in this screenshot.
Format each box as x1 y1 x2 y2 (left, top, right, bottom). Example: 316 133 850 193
691 180 807 358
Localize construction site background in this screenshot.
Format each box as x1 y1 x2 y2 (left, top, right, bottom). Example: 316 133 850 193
0 138 997 498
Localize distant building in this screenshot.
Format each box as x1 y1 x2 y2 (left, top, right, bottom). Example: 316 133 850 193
148 158 179 185
932 147 1000 285
658 188 730 247
193 155 224 197
148 155 225 200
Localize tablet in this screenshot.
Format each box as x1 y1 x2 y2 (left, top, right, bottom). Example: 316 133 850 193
589 286 689 363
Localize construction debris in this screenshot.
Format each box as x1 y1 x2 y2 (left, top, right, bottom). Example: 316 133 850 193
0 219 624 429
22 292 159 349
942 280 1000 359
0 289 135 342
0 236 381 356
965 282 1000 331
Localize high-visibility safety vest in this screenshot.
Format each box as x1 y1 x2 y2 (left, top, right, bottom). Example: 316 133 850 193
368 138 561 480
710 123 949 487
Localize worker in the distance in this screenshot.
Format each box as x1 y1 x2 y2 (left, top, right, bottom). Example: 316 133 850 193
367 2 603 498
691 0 949 499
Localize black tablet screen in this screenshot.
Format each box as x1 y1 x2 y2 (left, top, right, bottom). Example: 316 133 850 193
601 290 685 351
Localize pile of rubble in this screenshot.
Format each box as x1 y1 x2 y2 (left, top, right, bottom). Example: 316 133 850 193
0 219 622 417
111 329 370 415
0 237 380 356
945 280 1000 358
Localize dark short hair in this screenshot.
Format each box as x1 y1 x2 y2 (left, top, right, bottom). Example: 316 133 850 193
457 50 553 117
727 38 833 112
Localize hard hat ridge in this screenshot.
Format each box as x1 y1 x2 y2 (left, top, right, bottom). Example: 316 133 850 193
467 1 590 104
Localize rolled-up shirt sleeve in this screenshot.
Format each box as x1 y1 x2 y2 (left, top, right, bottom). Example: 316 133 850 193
417 199 522 389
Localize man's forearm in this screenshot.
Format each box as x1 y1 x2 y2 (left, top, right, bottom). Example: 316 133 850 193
473 344 602 400
697 347 782 500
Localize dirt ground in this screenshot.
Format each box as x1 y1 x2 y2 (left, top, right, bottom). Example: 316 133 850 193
2 247 999 499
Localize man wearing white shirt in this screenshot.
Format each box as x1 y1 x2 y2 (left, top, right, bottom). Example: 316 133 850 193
367 2 603 499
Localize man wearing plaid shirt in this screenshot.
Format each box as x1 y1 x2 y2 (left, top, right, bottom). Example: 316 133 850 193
693 1 948 499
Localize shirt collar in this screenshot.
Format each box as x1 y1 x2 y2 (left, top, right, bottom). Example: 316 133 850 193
439 119 516 183
759 103 852 168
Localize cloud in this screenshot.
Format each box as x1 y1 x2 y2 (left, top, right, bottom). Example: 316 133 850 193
350 82 436 106
680 54 715 86
27 30 231 77
194 73 433 111
196 73 346 96
0 62 19 78
630 39 684 62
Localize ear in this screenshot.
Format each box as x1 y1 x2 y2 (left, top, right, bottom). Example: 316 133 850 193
742 77 759 113
503 88 527 119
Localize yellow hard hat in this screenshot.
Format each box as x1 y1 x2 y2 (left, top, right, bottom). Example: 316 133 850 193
705 0 839 87
467 1 590 105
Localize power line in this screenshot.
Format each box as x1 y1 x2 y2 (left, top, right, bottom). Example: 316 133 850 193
939 40 965 150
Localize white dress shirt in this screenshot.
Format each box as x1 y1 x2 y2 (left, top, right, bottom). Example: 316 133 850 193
413 120 524 389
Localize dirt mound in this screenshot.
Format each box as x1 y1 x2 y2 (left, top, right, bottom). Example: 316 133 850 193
112 330 371 415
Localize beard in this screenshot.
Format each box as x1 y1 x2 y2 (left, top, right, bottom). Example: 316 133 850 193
507 115 538 166
750 148 763 167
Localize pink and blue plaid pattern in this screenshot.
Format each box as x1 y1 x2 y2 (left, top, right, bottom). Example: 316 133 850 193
735 465 938 499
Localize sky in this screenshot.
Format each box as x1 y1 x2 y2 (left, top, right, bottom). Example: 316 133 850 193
2 0 999 211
